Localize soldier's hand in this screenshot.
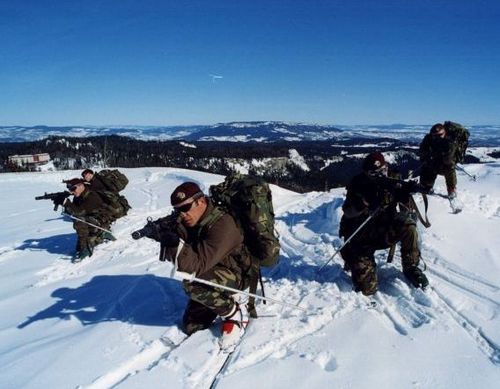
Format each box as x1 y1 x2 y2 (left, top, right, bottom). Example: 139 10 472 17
160 230 179 247
52 193 68 208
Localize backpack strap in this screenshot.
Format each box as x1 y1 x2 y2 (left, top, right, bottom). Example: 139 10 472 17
245 257 263 319
409 194 431 228
196 205 226 238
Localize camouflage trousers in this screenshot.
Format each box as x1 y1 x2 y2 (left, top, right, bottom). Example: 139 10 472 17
73 219 112 252
340 212 421 296
420 163 457 194
182 265 246 335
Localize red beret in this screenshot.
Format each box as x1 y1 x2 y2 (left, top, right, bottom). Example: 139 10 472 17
363 152 387 172
170 182 203 206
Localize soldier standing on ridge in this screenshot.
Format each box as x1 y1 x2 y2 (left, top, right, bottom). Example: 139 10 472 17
419 121 470 199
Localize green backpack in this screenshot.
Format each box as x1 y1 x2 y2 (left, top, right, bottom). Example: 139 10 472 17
97 169 129 193
444 121 470 163
97 190 131 219
209 174 281 268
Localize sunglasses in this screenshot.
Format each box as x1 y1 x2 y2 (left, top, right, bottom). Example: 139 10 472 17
67 185 78 192
175 200 198 213
368 164 388 177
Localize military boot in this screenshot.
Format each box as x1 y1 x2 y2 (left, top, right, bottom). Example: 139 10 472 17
219 302 249 351
72 248 92 263
102 231 116 241
403 266 429 289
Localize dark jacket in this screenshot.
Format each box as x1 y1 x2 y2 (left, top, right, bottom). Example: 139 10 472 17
87 174 109 192
419 134 457 169
340 172 411 240
64 188 108 220
166 200 252 277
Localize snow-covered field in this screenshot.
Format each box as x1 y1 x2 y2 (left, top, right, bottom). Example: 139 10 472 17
0 165 499 388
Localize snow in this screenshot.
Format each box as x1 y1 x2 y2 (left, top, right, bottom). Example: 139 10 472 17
0 164 499 388
179 142 197 149
288 149 310 171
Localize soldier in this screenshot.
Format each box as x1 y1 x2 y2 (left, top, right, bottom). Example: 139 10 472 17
56 178 115 262
145 182 253 348
81 168 131 220
419 122 468 199
81 169 108 192
339 152 429 296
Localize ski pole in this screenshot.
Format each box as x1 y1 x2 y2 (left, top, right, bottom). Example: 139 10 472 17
63 213 114 234
456 164 477 181
317 208 380 273
171 266 308 313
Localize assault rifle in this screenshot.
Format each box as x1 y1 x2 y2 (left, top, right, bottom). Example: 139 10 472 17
131 217 161 240
35 191 70 211
132 213 180 261
370 174 427 197
132 212 179 240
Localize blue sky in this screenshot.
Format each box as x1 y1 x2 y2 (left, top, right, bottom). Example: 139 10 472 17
1 0 499 126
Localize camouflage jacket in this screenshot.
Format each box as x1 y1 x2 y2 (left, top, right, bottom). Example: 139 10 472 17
64 188 109 219
87 174 109 192
339 172 410 238
419 134 457 168
166 200 252 277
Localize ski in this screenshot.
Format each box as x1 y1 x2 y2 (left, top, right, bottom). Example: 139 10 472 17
208 325 249 389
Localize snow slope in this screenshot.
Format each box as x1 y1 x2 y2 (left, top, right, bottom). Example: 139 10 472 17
0 165 499 388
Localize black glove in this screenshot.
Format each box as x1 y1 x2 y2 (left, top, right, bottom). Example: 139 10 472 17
159 230 179 247
52 192 68 207
401 179 421 194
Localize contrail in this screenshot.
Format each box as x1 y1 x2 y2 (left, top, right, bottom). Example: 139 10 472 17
209 74 223 83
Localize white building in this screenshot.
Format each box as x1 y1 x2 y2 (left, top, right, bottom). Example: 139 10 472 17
8 153 51 167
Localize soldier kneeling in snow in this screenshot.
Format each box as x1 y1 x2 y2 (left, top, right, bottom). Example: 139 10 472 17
339 152 429 295
56 178 116 262
136 182 253 349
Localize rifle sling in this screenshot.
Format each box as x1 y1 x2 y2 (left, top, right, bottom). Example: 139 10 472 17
410 194 431 228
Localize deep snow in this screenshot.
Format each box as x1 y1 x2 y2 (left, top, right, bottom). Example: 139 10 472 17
0 164 499 388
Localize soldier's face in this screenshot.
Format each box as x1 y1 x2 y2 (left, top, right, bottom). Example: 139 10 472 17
83 173 93 182
71 183 85 197
178 197 207 227
433 129 446 138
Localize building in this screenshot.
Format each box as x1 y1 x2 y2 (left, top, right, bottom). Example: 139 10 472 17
8 153 51 168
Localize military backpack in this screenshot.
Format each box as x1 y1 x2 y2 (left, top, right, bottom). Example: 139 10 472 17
444 121 470 163
97 190 131 219
208 173 281 268
97 169 129 193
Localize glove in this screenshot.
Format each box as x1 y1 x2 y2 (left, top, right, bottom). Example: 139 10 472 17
52 192 68 207
159 230 180 247
402 179 420 194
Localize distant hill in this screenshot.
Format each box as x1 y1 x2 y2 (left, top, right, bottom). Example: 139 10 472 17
2 122 500 146
183 121 343 142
